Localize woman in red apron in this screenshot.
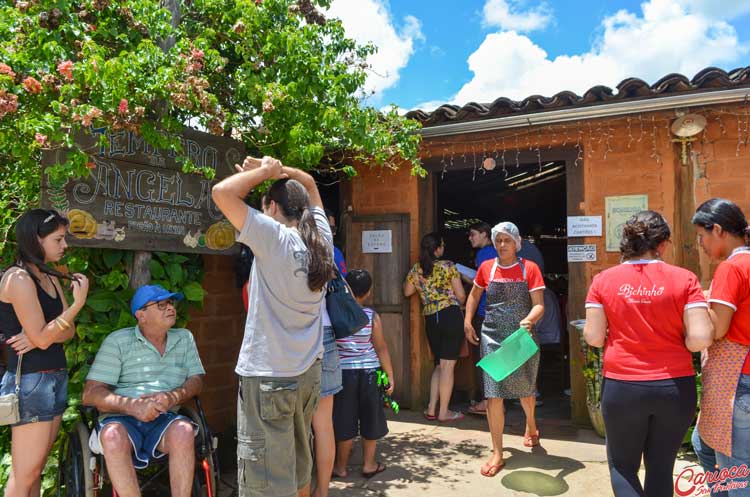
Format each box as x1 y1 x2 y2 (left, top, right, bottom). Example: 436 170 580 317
692 198 750 497
464 222 545 477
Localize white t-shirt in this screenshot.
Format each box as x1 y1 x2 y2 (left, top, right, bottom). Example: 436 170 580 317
235 205 333 377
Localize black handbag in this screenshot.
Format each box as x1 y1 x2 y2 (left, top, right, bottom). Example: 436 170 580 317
325 269 369 339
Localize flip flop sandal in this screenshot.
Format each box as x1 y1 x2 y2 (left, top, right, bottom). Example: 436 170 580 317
467 404 487 415
362 463 386 479
523 431 540 447
480 461 506 477
423 410 437 421
438 411 465 423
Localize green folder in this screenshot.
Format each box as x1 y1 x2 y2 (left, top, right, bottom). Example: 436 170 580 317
477 327 539 382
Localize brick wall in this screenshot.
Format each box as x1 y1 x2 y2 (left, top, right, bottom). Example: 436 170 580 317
350 102 750 417
188 254 245 432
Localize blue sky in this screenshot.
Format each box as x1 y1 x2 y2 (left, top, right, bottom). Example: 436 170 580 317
327 0 750 111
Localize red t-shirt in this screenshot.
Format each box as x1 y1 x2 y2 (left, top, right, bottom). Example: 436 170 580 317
708 249 750 374
474 258 545 293
585 260 707 381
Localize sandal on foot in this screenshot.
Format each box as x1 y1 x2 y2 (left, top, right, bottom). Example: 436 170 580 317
361 462 386 479
438 411 465 423
467 403 487 415
423 410 437 421
523 431 540 447
480 461 505 477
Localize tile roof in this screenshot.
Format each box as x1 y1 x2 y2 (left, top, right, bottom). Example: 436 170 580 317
405 66 750 127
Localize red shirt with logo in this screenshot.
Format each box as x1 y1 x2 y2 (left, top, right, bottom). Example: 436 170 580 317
707 248 750 375
585 260 707 381
474 258 545 293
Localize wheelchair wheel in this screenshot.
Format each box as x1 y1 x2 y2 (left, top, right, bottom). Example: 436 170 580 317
179 406 219 497
58 421 94 497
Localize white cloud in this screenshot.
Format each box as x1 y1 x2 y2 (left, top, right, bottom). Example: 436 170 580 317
327 1 423 97
446 0 748 105
482 0 553 33
675 0 750 20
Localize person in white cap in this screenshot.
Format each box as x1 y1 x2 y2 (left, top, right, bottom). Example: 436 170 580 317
463 221 545 477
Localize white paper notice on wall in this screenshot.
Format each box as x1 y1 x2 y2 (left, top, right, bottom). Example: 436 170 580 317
567 244 597 263
567 216 603 237
362 230 392 253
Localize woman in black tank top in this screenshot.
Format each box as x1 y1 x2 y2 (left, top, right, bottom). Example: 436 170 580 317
0 209 89 497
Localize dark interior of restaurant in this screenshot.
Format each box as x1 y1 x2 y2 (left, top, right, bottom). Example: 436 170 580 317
435 159 571 395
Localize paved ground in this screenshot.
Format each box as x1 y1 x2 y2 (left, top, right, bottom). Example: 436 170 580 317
215 394 709 497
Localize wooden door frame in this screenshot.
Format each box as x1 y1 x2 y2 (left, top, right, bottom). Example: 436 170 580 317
421 145 588 425
345 213 412 406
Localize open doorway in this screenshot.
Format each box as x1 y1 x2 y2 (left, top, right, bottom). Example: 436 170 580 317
434 159 570 410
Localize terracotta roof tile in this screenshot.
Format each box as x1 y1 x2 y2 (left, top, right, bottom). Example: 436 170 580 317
405 66 750 126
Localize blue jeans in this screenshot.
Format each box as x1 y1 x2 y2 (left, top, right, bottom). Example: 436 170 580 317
715 375 750 497
692 428 729 497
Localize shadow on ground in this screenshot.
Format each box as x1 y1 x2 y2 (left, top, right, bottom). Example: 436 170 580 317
329 428 587 496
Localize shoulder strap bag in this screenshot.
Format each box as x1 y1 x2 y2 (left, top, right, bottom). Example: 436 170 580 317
0 354 22 426
325 269 369 339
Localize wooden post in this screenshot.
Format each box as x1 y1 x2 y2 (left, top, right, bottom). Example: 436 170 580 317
674 151 699 276
128 0 181 289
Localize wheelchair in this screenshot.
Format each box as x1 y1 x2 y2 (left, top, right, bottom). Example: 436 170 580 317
57 397 219 497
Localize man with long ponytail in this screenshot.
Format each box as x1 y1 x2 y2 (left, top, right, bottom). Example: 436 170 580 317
212 156 336 497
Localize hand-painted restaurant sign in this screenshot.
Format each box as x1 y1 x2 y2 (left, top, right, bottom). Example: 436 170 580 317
41 127 244 254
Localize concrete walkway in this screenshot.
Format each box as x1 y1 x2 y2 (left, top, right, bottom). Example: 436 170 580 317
217 397 708 497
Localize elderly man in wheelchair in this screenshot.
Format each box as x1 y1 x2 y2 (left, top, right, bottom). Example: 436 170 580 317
80 284 207 497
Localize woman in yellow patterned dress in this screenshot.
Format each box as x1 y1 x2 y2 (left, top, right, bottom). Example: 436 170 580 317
404 232 466 422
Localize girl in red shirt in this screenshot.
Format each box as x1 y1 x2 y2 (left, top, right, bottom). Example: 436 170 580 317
692 198 750 497
584 211 712 497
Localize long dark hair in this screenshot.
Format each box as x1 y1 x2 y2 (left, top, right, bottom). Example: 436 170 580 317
11 208 74 283
620 210 671 259
692 198 750 244
418 232 443 278
262 179 335 292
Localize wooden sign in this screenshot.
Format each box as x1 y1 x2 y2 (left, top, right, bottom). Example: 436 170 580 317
41 127 245 254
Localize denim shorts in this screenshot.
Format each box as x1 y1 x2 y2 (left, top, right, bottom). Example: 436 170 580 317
321 326 342 398
94 412 194 469
0 369 67 425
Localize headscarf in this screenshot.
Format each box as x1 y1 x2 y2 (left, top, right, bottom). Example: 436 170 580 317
491 221 522 251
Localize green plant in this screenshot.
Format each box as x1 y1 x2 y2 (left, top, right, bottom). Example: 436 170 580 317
0 248 205 492
1 2 423 492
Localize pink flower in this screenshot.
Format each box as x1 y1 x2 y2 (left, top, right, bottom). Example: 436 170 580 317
22 76 43 94
0 63 15 78
191 49 204 60
118 98 128 115
81 106 103 126
0 90 19 118
35 133 49 146
56 60 74 81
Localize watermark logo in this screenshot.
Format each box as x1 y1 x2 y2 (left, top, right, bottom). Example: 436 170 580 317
675 465 750 496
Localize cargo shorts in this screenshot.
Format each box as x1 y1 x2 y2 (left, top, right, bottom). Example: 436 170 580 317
237 361 321 497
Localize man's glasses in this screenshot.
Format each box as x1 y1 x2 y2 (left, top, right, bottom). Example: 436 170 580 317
141 299 175 311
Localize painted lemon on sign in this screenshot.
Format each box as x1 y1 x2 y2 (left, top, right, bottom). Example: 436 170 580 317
67 209 98 239
205 221 235 250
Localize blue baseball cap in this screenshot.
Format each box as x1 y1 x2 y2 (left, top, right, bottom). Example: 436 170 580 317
131 284 184 316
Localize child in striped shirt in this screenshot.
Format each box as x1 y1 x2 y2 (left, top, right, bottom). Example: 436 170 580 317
332 269 394 479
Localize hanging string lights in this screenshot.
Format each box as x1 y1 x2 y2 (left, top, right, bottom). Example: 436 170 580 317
422 103 750 183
